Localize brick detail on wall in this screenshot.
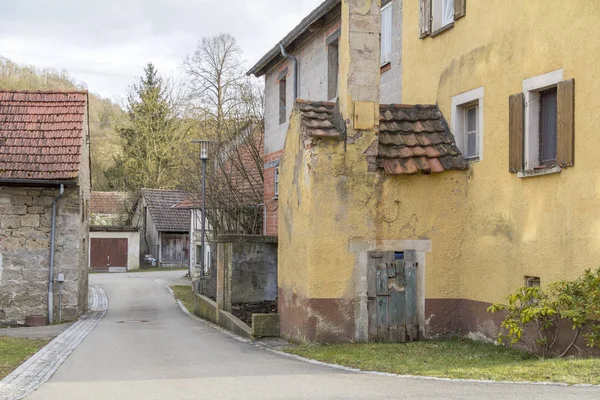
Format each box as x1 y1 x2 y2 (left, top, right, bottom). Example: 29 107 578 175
263 150 283 236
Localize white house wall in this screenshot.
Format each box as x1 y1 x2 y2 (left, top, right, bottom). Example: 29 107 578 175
89 231 141 270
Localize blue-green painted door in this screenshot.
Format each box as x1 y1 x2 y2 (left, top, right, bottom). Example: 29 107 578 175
371 251 418 343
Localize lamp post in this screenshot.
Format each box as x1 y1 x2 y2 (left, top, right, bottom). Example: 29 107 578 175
191 140 212 280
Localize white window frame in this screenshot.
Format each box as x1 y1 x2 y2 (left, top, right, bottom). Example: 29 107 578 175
380 2 393 66
274 167 279 199
522 69 563 172
432 0 454 32
451 87 484 161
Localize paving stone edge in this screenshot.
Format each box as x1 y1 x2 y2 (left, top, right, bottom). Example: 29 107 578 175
0 283 108 400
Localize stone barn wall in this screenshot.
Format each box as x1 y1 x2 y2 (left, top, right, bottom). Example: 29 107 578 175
0 186 87 326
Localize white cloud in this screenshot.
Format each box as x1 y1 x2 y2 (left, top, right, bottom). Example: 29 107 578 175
0 0 323 98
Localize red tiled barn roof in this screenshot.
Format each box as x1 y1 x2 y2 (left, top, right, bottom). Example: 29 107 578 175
0 90 88 181
90 191 130 214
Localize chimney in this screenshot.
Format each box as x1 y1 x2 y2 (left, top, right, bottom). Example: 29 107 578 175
338 0 381 132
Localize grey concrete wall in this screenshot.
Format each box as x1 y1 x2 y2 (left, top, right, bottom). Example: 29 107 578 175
216 235 278 310
230 241 278 304
0 186 87 326
263 0 402 157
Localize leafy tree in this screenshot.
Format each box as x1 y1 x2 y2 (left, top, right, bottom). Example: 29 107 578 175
106 63 192 191
488 268 600 358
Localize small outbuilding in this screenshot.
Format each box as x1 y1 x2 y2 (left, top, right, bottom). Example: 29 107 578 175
136 189 190 268
89 191 140 272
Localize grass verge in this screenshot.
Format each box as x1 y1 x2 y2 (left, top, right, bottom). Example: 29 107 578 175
171 285 194 313
0 337 50 379
285 338 600 385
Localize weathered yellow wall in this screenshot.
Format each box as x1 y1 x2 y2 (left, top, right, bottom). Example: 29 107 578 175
401 0 600 303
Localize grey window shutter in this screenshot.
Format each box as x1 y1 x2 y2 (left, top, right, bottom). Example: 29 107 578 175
454 0 466 20
419 0 431 38
557 79 575 168
508 93 524 173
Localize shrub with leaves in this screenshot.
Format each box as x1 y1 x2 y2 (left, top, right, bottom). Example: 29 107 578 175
488 268 600 358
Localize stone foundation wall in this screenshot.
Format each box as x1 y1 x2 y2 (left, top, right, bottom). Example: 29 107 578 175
0 185 87 326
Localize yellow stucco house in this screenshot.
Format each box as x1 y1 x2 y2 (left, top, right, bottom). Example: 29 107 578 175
274 0 594 347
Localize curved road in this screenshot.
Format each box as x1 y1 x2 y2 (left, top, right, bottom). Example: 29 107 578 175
27 271 600 400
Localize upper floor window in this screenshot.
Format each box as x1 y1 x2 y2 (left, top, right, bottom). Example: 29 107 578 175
452 87 484 161
279 76 287 125
432 0 454 32
327 29 340 100
508 70 575 176
420 0 466 38
380 2 393 66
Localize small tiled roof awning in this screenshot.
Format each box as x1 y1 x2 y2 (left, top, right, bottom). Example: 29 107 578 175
0 90 88 181
379 104 468 175
295 100 468 175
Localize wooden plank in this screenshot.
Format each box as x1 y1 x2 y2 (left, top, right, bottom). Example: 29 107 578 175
376 267 389 296
377 296 390 342
557 79 575 167
454 0 466 20
405 260 418 341
419 0 431 38
367 253 379 298
508 93 525 173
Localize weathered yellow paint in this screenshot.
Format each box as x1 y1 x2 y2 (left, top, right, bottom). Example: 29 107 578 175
400 0 600 304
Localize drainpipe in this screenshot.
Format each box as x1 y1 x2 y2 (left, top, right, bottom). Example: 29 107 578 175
48 184 64 324
280 44 298 100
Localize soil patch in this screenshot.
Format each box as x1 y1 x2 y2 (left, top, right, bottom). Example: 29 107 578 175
231 301 277 326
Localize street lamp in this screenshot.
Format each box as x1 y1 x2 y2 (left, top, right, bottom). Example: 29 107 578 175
191 139 213 281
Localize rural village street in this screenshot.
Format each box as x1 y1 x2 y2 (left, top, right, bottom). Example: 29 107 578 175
25 271 600 400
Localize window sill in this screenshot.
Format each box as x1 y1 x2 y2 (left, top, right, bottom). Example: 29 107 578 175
517 165 562 178
430 22 454 38
380 62 391 74
273 196 279 201
465 157 480 163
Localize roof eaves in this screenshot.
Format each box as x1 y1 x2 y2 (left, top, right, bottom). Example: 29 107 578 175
246 0 341 77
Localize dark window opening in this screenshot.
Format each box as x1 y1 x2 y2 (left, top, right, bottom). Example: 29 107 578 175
525 276 541 288
539 87 557 166
327 41 339 100
279 78 287 125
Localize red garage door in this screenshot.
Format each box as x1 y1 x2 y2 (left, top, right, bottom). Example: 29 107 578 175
90 238 128 272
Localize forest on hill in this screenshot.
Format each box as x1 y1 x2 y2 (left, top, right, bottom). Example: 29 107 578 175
0 57 124 190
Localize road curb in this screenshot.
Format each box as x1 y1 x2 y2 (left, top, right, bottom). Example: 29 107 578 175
160 281 600 390
0 283 109 400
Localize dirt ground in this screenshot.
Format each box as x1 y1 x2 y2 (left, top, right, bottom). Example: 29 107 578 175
231 301 277 326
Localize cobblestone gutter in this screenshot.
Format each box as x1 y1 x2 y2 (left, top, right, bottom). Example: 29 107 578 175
0 283 107 400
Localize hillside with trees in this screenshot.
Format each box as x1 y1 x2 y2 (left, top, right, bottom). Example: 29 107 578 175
0 57 124 190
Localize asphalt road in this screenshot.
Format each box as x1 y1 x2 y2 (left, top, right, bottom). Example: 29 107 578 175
27 271 600 400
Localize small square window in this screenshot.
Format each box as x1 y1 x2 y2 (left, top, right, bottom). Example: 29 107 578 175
525 276 541 288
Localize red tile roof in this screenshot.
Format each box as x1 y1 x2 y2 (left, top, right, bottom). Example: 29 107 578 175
296 100 468 175
0 90 88 180
90 191 130 214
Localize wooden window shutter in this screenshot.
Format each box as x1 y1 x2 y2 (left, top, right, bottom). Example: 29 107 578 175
557 79 575 168
419 0 431 38
508 93 525 173
454 0 466 20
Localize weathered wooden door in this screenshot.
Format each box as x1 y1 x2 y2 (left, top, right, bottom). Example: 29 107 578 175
368 251 418 342
90 238 128 272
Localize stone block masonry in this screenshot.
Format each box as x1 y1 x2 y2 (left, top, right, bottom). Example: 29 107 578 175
0 186 88 326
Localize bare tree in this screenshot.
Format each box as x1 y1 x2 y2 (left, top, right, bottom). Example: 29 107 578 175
182 34 265 237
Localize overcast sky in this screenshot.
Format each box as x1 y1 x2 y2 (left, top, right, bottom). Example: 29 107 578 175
0 0 323 100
